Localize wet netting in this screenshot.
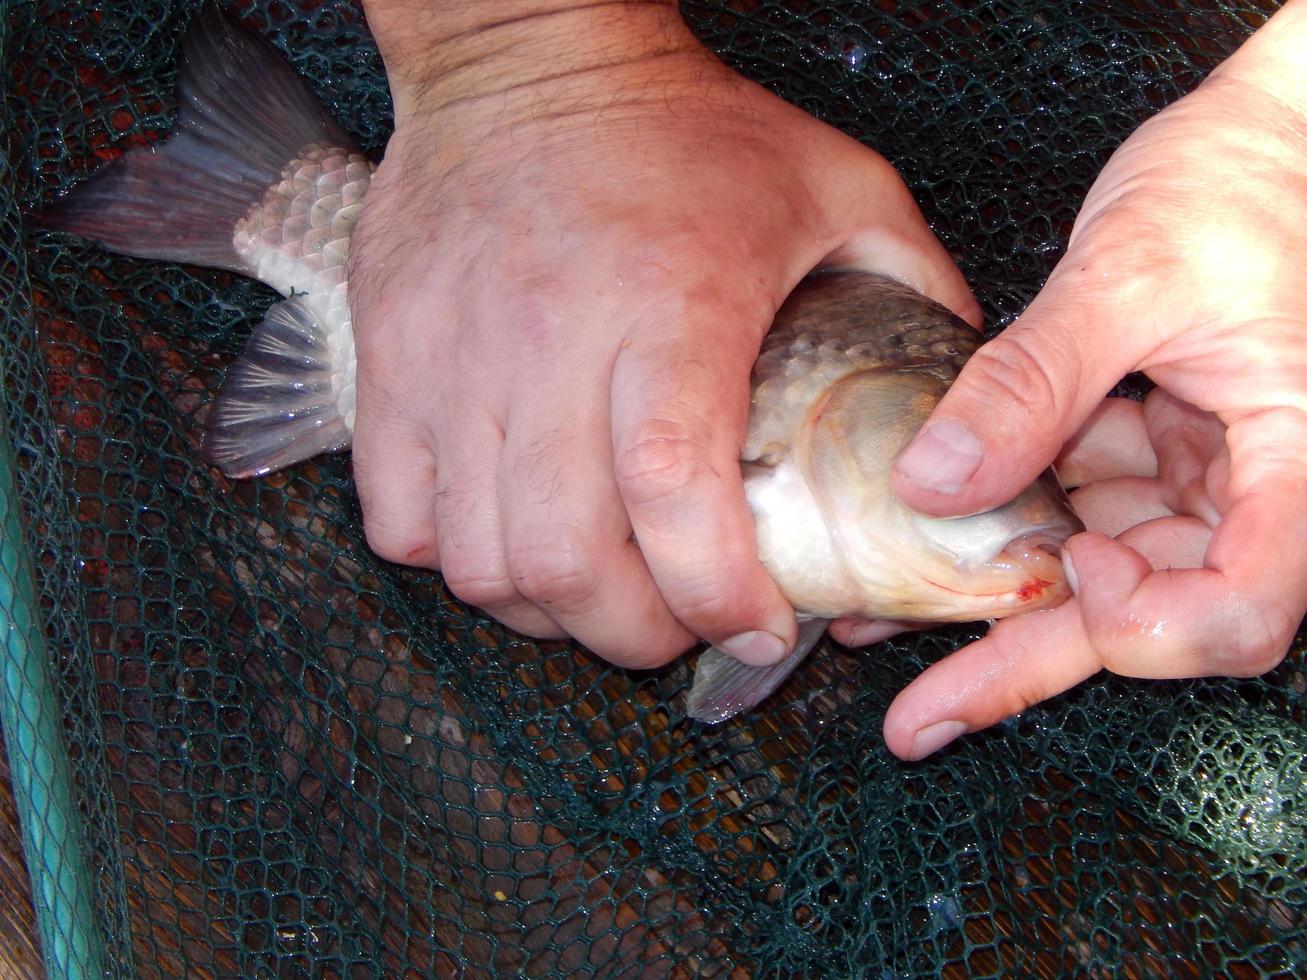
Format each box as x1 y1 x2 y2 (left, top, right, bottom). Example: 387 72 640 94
3 0 1305 976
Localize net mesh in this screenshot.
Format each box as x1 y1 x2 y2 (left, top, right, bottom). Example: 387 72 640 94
5 0 1306 975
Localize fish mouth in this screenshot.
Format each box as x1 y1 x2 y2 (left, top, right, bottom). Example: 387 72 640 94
994 531 1074 604
1002 530 1069 569
923 532 1073 604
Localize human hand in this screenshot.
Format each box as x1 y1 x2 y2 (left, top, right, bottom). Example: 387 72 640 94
872 0 1307 760
350 2 977 668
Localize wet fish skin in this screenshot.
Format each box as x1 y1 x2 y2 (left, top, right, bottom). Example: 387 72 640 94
746 272 979 465
745 272 1078 620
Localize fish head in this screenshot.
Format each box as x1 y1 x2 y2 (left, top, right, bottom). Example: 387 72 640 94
792 365 1083 621
901 469 1083 617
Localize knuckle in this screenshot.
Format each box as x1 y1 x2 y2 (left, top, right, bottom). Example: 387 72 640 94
502 615 569 642
1093 612 1185 677
363 522 433 568
1003 674 1051 719
482 282 569 360
508 535 601 611
614 422 710 507
1067 190 1169 271
666 574 740 631
1227 605 1295 677
441 559 519 610
992 635 1059 718
1094 587 1296 680
354 301 420 368
966 331 1068 425
611 638 693 671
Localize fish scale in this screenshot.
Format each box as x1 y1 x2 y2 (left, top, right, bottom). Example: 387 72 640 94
233 144 373 432
746 275 980 463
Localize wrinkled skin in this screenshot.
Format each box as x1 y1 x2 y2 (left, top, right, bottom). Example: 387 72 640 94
879 7 1307 759
349 4 977 669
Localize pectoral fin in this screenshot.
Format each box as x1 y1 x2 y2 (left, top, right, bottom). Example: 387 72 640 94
686 618 829 724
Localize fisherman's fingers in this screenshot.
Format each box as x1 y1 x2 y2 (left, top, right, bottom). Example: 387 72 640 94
351 410 442 570
1053 397 1157 488
431 419 568 641
882 600 1099 761
890 267 1154 518
1059 476 1168 539
1022 392 1220 538
1143 389 1230 526
496 382 694 668
826 619 919 648
609 301 798 668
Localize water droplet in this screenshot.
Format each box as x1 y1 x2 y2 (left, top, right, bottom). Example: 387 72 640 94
819 33 869 74
840 42 867 73
926 892 962 934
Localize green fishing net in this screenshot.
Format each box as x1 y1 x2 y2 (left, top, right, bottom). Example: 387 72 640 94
3 0 1304 975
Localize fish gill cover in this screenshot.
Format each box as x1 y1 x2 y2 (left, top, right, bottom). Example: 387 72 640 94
3 0 1304 976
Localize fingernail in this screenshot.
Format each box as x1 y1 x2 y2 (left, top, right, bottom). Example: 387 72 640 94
895 421 983 494
909 720 968 760
1062 549 1079 596
718 630 789 666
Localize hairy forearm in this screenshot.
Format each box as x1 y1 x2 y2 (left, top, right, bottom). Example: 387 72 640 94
360 0 702 120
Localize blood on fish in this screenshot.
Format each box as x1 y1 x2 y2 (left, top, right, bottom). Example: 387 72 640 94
1016 579 1051 602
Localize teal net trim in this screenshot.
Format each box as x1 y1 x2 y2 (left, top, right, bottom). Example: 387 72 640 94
0 410 107 979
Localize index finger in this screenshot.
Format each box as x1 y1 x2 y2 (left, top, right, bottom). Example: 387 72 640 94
609 303 797 666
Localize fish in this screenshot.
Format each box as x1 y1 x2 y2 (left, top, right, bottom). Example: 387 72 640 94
36 4 1083 725
688 271 1082 722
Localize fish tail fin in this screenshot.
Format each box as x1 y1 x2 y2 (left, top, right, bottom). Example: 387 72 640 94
204 296 353 478
34 2 352 272
685 619 829 724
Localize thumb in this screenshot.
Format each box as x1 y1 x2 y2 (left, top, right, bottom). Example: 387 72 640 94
890 275 1146 517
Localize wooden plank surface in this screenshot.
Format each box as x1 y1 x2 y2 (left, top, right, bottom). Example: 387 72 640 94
0 729 45 980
